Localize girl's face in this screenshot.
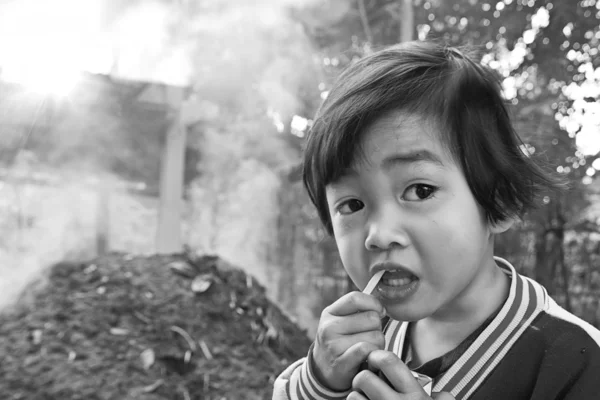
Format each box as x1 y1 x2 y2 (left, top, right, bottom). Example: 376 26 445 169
325 111 512 322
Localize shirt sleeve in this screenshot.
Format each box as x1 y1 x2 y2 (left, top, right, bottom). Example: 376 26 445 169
272 344 352 400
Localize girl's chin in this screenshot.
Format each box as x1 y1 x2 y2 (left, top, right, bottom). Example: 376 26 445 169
382 302 431 322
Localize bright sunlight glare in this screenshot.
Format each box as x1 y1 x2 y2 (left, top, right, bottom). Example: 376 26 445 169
0 0 107 96
1 63 81 97
0 0 191 95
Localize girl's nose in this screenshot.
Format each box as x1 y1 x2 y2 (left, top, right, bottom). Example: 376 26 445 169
364 209 410 251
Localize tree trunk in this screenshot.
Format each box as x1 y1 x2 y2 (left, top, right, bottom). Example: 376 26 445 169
554 198 571 312
558 237 572 312
358 0 373 43
399 0 414 42
535 230 557 294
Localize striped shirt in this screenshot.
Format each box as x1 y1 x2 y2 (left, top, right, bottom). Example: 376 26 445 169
272 257 600 399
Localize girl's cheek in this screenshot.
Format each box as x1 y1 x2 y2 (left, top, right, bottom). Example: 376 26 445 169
332 217 353 237
339 246 366 284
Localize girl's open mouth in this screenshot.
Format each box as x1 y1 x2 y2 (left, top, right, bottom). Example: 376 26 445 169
377 270 419 300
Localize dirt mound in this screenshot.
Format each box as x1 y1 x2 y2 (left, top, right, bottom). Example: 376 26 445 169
0 253 312 399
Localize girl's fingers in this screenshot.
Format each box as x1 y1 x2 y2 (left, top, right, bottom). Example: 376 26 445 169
335 337 385 370
352 362 455 400
326 291 385 317
324 310 384 335
366 350 426 394
352 369 399 400
347 391 369 400
339 330 386 351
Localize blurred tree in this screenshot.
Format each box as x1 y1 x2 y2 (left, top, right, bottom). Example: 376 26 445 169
291 0 600 322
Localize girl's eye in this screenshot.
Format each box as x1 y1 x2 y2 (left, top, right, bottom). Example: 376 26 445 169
337 199 364 215
403 184 437 201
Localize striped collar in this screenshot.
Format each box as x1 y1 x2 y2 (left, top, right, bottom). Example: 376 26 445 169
383 257 550 399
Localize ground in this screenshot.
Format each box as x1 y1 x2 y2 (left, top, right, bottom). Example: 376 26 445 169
0 253 312 399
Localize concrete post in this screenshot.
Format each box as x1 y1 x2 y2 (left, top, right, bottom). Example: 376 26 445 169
156 85 186 254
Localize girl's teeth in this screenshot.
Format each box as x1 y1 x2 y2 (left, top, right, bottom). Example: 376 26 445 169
383 278 413 286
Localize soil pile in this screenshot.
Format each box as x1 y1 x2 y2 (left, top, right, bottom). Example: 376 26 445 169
0 253 312 399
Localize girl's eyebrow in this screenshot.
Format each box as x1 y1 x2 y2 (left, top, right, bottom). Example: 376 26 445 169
380 149 445 170
330 148 446 185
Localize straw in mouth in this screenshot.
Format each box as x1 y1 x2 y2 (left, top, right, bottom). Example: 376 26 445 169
362 270 385 295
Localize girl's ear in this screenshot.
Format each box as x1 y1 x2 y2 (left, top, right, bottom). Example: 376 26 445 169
490 216 516 234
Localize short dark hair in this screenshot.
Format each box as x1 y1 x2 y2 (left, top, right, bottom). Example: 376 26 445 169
302 40 562 235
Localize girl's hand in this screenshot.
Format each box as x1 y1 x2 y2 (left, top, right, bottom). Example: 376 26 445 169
312 291 386 391
348 350 455 400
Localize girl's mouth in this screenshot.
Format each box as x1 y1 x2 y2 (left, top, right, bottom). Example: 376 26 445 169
377 270 419 300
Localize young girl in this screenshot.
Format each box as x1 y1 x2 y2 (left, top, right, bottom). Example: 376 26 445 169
272 40 600 400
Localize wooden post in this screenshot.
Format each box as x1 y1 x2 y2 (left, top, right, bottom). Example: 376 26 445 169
96 182 110 255
156 85 187 254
